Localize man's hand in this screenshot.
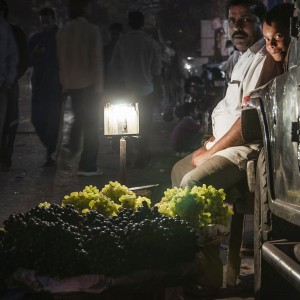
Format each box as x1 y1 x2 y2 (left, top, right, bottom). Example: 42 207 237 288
192 146 212 167
191 117 245 168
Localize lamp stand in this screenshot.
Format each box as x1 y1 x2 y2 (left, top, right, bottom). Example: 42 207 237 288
120 136 126 184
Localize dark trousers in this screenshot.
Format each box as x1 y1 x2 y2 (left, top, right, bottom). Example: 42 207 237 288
31 88 63 161
0 82 18 167
67 85 101 172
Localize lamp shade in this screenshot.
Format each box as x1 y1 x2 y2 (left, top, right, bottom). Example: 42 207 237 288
104 102 139 136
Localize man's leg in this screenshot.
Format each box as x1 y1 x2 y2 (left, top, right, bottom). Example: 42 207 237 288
45 96 63 162
171 153 194 187
180 155 246 190
67 90 84 155
0 88 8 143
0 82 19 169
78 86 100 172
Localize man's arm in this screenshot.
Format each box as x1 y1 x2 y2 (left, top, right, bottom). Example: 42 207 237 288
192 117 243 167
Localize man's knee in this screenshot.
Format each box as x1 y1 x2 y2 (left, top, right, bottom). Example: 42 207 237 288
171 163 180 187
180 172 201 188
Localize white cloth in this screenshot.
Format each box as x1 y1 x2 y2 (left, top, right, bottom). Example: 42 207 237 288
205 39 272 169
56 17 103 92
111 29 162 96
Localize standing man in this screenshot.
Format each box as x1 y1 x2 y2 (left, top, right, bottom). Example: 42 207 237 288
28 7 63 167
171 0 284 190
0 0 28 172
0 0 18 171
56 0 103 176
111 10 162 168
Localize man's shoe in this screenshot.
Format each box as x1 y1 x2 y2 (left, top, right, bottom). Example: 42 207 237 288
77 169 104 176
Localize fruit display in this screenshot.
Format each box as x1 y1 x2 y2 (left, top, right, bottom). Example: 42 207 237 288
0 181 232 286
62 182 151 216
155 184 233 228
0 201 199 282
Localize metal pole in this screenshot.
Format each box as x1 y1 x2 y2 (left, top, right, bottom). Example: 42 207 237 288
120 136 126 184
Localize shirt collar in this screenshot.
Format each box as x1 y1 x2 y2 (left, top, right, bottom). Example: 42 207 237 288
238 38 265 57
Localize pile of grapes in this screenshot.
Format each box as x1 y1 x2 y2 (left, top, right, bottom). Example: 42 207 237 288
62 182 151 216
155 185 234 228
0 202 199 281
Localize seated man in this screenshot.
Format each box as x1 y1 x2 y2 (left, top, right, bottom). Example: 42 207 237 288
171 0 293 192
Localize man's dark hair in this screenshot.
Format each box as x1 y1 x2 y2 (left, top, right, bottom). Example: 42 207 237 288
67 0 90 19
128 10 144 29
226 0 267 22
109 22 123 33
264 3 294 29
0 0 8 19
39 7 55 20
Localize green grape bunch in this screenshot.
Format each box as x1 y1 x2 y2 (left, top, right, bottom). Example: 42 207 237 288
155 185 233 227
101 181 136 204
61 182 151 217
62 185 103 212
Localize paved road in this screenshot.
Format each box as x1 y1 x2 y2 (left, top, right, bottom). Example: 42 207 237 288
0 78 254 299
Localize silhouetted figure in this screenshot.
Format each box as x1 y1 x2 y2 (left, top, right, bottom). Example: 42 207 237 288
171 101 209 155
111 10 162 168
56 0 103 176
28 7 63 167
0 0 18 171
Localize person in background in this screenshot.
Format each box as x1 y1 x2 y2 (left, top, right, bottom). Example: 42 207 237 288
171 101 209 156
111 10 162 168
0 0 28 172
0 0 18 171
56 0 103 176
28 7 63 167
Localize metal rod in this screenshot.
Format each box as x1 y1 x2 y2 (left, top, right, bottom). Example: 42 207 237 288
120 136 126 184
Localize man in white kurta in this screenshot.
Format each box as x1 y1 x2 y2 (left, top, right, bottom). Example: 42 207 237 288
171 0 282 189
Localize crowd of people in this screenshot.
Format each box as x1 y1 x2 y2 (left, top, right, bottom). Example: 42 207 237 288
0 0 296 188
0 0 164 174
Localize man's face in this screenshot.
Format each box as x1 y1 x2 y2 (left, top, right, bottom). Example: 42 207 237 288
39 15 55 32
228 4 262 53
263 21 290 62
